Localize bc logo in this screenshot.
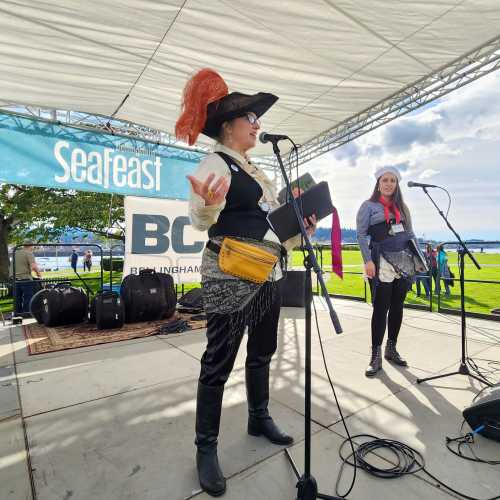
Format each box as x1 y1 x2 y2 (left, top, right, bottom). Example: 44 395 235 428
131 214 204 254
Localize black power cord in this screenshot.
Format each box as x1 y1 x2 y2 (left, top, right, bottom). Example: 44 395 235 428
312 296 357 497
446 421 500 465
337 433 500 500
286 140 358 497
446 385 500 466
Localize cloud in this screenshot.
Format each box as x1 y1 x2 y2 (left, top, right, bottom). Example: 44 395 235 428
391 161 410 172
365 144 383 157
419 169 440 179
305 71 500 240
383 119 441 153
333 142 361 167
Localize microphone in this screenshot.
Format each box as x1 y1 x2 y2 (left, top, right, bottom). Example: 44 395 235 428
407 181 440 188
259 132 289 144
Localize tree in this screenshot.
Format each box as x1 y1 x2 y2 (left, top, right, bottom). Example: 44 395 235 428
0 185 124 281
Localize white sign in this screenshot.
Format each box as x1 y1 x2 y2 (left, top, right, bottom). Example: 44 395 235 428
124 196 205 284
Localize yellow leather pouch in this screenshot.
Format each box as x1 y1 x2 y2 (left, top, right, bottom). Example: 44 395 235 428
219 238 278 283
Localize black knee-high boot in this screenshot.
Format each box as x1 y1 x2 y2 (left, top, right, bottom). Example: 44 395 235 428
195 382 226 497
246 365 293 445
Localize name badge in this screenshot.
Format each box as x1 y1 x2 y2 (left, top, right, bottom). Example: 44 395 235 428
390 223 404 235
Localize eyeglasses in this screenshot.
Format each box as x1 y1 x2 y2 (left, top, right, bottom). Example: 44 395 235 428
244 113 260 126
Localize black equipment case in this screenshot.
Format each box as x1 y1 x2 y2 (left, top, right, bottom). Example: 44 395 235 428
30 285 88 327
92 291 124 330
156 272 177 319
280 270 306 308
120 269 176 323
177 287 204 313
463 384 500 441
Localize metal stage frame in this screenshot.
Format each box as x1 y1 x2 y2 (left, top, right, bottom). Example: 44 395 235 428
1 34 500 171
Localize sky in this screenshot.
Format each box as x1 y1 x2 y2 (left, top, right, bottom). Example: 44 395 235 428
303 70 500 242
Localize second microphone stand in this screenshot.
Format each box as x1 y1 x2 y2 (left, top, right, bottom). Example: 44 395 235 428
270 139 343 500
416 187 491 387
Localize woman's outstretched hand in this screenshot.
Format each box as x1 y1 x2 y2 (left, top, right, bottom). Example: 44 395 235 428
187 173 229 206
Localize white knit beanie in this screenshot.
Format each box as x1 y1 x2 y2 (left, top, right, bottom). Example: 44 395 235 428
374 166 401 181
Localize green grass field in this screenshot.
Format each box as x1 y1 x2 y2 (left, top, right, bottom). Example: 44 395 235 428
2 250 500 317
291 248 500 316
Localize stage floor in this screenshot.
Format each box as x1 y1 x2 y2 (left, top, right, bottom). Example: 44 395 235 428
1 299 500 500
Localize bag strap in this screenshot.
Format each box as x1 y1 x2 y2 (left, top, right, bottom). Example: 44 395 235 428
206 240 221 254
139 268 156 275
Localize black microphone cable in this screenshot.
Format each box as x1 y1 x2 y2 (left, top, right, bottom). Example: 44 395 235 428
335 380 500 500
446 417 500 466
312 296 358 498
337 432 500 500
284 134 358 497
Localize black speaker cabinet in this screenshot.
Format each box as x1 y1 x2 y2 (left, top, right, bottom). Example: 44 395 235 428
280 270 306 308
463 384 500 442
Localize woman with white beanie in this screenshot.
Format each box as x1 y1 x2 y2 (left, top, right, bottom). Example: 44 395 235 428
356 166 420 377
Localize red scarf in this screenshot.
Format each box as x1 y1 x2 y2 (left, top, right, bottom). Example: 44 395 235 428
330 207 343 279
379 195 401 224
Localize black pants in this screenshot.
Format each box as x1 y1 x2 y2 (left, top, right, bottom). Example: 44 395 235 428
371 278 408 346
14 280 37 314
199 287 282 387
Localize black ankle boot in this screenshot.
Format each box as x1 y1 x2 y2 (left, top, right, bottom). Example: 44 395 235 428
246 365 293 445
195 382 226 497
384 339 408 366
365 345 382 377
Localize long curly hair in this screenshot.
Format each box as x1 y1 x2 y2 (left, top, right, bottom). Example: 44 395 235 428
175 68 228 145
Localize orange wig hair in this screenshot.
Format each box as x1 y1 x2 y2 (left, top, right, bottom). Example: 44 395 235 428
175 68 229 145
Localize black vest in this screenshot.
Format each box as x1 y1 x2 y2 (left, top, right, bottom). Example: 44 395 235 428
208 152 271 240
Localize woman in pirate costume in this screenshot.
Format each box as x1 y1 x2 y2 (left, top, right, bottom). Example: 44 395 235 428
176 68 316 497
356 166 421 378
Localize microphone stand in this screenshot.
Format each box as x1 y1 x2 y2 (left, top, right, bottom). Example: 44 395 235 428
270 139 343 500
415 187 491 387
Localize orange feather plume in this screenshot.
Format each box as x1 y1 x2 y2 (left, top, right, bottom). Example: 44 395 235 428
175 68 229 145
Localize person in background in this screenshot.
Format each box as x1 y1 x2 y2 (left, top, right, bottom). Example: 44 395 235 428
10 242 42 316
428 244 439 292
436 243 451 297
357 166 420 377
70 249 78 273
415 243 433 297
83 250 92 272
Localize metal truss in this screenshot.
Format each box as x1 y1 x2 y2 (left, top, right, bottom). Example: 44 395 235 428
2 34 499 172
0 106 277 170
292 34 500 167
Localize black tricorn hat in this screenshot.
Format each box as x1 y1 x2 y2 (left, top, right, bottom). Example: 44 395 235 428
175 68 278 145
202 91 278 139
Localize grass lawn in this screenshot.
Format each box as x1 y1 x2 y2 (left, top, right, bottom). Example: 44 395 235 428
2 250 499 317
291 248 500 316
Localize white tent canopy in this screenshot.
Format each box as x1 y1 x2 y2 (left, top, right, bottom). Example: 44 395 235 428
1 1 500 156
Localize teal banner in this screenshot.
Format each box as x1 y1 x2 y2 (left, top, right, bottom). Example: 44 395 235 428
0 113 204 199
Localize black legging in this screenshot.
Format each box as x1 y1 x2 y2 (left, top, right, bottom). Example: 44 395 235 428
199 286 282 387
371 278 408 346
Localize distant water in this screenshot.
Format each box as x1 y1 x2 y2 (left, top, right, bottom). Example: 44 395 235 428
477 248 500 254
35 256 103 271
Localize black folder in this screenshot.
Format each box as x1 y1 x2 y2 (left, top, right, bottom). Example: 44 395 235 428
267 181 334 242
